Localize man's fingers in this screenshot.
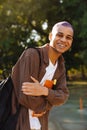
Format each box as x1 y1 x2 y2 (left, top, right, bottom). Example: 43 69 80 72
30 76 39 83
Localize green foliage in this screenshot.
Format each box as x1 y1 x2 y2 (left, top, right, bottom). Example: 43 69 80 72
0 0 87 78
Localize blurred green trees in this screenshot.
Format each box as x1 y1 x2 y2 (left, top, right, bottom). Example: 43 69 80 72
0 0 87 79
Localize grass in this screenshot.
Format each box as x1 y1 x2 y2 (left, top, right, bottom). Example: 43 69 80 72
67 81 87 89
67 80 87 85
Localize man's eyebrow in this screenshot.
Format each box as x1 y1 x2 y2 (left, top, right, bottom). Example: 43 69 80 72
57 32 73 38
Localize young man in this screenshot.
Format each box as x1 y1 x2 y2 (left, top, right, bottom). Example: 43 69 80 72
11 21 74 130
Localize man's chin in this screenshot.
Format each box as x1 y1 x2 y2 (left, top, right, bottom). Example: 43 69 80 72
56 49 65 54
50 46 66 54
56 48 68 54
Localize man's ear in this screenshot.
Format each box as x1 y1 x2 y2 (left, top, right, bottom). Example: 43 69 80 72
49 32 52 41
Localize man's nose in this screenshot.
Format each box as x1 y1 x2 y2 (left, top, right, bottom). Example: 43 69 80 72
61 36 66 42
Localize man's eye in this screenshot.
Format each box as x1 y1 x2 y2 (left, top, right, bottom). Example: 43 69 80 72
56 33 63 37
66 36 73 40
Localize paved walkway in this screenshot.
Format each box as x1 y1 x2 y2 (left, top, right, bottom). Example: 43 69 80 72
48 103 87 130
48 86 87 130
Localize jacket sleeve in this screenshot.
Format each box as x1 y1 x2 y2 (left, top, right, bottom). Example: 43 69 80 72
46 70 69 107
11 48 47 113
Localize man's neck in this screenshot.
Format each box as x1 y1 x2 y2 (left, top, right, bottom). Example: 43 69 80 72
48 46 61 65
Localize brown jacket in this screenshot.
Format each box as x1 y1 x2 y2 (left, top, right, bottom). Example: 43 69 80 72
11 44 69 130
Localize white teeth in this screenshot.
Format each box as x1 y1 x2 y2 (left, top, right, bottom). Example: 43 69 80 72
58 43 63 46
58 44 65 48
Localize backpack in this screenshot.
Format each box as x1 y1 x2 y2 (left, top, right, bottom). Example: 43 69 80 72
0 76 20 130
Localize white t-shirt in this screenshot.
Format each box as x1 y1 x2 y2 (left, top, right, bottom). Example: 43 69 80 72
29 60 58 129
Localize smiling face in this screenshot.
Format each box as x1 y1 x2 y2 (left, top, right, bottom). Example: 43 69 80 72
49 24 73 54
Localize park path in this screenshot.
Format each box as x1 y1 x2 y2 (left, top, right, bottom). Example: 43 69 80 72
48 86 87 130
49 105 87 130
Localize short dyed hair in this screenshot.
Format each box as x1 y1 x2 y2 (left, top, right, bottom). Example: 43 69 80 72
52 21 74 33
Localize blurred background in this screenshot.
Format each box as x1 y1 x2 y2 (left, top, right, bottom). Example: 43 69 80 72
0 0 87 130
0 0 87 80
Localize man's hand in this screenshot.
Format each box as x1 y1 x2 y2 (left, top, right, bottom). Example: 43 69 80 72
22 76 48 96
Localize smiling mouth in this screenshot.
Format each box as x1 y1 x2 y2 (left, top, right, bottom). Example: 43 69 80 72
57 43 66 49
